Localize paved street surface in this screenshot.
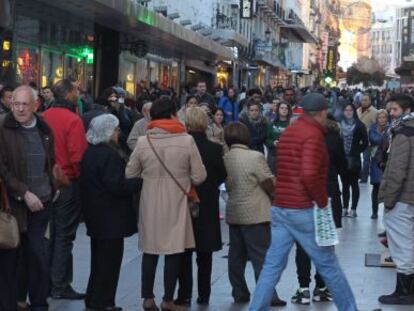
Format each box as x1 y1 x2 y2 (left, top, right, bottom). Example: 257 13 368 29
50 184 411 311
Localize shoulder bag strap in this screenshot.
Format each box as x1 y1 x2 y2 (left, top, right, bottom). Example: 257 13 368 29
0 181 11 213
146 134 189 197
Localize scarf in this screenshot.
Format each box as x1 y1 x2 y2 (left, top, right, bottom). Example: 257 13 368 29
341 118 356 155
147 119 186 134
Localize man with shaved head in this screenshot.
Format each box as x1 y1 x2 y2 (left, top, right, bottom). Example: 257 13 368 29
0 85 56 310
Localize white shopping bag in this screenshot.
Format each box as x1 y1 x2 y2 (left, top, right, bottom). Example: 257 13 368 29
314 200 339 247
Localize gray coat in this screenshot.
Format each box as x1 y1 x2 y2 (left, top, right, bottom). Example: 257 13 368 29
379 119 414 208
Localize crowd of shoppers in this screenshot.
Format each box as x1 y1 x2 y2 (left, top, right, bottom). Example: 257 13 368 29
1 79 414 311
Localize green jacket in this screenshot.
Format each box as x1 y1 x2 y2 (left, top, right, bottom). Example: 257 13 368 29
265 119 290 151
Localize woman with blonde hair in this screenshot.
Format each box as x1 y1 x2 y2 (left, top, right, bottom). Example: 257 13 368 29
369 109 389 219
175 107 227 306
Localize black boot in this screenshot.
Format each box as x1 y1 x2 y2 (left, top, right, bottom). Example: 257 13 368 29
379 273 414 305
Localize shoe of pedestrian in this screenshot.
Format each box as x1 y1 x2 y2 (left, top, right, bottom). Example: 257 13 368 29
142 299 160 311
196 297 209 305
160 301 178 311
378 231 386 238
371 214 378 219
342 209 349 217
51 286 86 300
271 296 287 306
291 288 311 305
349 210 357 218
313 287 333 302
379 273 414 305
173 297 191 306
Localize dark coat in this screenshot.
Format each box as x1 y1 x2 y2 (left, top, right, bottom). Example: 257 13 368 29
190 132 227 252
344 120 368 173
80 143 142 239
239 116 267 154
0 113 55 232
325 119 347 228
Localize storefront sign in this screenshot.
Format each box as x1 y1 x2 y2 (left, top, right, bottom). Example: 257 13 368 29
240 0 254 19
320 32 329 70
326 46 337 77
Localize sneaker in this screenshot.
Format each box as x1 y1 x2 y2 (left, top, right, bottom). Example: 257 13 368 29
313 287 333 302
349 210 357 218
291 288 311 305
371 214 378 219
342 209 348 217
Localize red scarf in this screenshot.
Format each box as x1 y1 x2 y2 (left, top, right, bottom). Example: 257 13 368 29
147 119 186 134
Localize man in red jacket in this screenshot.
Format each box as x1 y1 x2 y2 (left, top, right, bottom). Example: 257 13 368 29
43 79 88 300
249 93 357 311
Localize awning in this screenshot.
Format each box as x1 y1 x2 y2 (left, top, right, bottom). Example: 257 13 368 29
254 53 287 70
212 29 249 48
281 23 319 45
26 0 234 62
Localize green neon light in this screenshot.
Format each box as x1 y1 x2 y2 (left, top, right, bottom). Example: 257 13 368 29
68 47 94 64
137 10 156 26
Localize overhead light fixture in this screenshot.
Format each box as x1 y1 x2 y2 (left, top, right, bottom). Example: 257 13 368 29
188 69 196 74
168 13 180 20
191 23 205 31
180 19 192 26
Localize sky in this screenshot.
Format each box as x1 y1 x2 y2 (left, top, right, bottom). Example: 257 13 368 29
371 0 414 11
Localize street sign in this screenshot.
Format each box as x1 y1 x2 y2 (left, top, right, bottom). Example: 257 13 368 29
241 0 253 19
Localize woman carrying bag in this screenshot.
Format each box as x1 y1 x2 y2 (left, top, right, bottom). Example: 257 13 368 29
126 96 206 311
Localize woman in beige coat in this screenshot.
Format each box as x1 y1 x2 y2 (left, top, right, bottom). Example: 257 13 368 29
126 96 206 311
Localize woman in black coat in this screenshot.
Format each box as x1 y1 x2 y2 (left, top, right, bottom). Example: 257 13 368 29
326 115 347 228
175 107 227 306
80 114 142 311
340 103 368 217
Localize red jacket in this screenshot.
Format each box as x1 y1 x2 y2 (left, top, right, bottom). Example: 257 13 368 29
274 115 329 208
43 107 87 180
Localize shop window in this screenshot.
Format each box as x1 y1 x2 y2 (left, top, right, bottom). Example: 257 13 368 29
16 45 39 85
64 55 86 87
41 49 63 87
119 58 136 96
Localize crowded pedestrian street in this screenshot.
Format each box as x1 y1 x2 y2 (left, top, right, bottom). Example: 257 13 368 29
3 1 414 311
49 185 410 311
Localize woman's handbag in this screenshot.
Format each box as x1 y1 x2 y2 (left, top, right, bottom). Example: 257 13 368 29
0 182 20 249
314 200 339 247
146 135 200 218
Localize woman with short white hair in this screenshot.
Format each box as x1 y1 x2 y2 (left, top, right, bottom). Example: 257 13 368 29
80 114 142 311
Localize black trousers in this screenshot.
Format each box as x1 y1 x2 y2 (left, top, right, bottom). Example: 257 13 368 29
141 253 183 301
177 250 213 300
85 238 124 309
295 243 325 289
371 183 380 216
0 209 50 311
50 181 81 293
228 223 280 300
342 171 360 210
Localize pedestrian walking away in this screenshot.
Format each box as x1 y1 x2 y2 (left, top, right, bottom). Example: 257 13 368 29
249 93 357 311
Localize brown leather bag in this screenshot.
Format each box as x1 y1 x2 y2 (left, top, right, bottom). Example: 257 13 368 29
0 182 20 249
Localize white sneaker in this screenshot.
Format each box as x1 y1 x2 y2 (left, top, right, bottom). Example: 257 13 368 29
342 209 348 217
349 210 357 218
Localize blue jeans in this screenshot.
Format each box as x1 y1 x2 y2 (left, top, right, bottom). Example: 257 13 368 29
249 207 357 311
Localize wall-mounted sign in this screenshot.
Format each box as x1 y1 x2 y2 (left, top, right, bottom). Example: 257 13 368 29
240 0 253 19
